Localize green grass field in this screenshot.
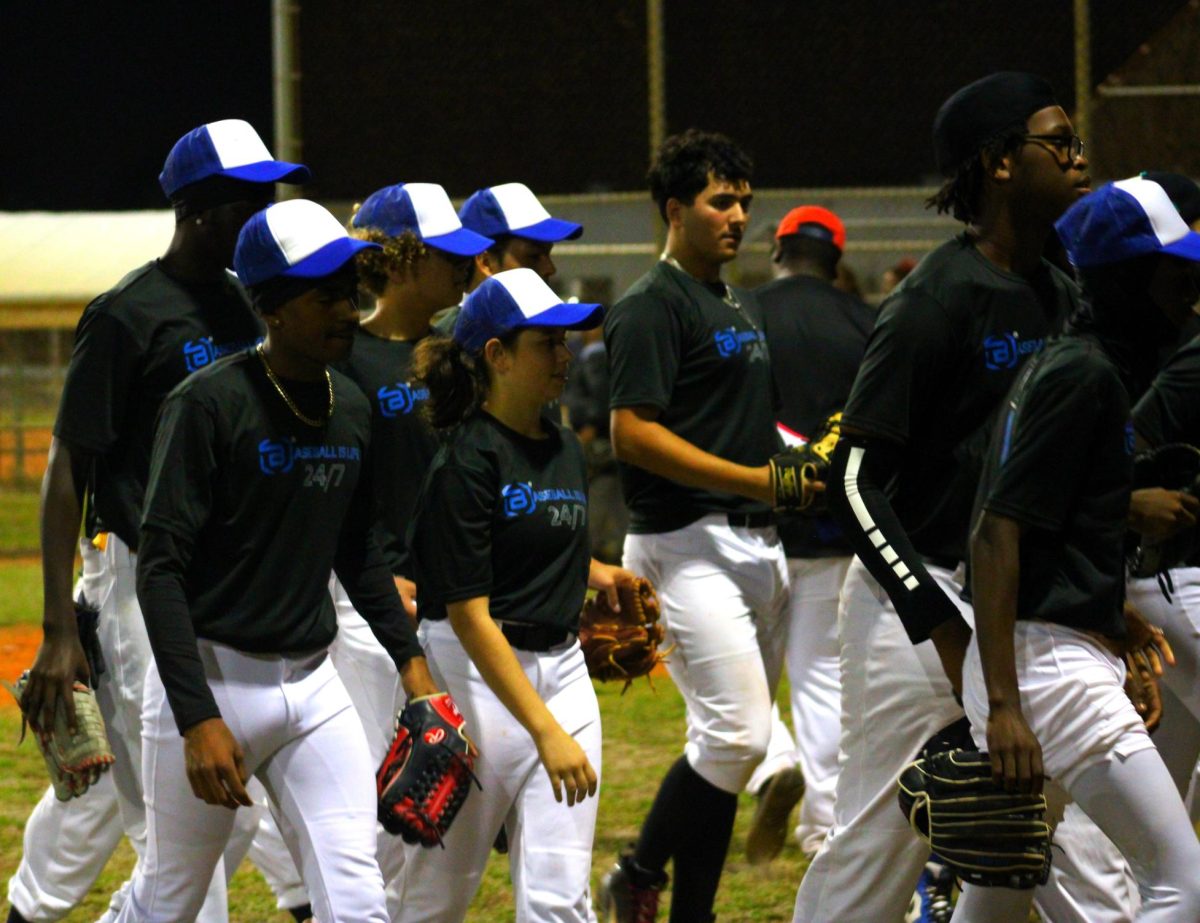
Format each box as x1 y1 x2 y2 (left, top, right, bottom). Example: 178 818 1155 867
0 559 812 921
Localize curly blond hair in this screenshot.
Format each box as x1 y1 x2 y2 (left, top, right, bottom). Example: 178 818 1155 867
346 205 429 295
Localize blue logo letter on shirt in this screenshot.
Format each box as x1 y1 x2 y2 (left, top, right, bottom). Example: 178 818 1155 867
501 482 537 518
183 338 217 373
258 438 295 475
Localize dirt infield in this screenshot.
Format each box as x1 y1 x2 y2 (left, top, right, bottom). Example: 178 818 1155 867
0 624 41 697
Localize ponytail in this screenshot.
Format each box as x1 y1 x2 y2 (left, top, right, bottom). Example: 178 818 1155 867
412 334 488 431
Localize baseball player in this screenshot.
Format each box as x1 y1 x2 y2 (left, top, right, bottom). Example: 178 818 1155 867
396 267 636 922
7 120 309 923
743 205 874 864
1126 172 1200 816
793 73 1093 923
113 198 442 923
430 181 582 339
598 128 790 923
958 176 1200 922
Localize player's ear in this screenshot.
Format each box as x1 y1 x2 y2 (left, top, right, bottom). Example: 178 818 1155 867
482 337 509 373
665 197 686 229
984 148 1015 185
476 251 498 278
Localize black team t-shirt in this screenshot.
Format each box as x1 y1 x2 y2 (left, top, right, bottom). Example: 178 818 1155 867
843 234 1079 562
410 412 591 631
334 327 440 578
605 260 779 533
976 336 1133 638
139 350 421 731
758 274 874 558
1133 333 1200 448
54 262 263 551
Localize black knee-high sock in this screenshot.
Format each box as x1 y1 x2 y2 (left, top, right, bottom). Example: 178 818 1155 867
633 755 738 920
669 771 737 923
7 909 32 923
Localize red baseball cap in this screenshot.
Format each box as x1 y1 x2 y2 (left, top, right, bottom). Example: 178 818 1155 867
775 205 845 251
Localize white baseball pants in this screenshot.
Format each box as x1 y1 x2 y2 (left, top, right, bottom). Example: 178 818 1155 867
396 618 601 923
623 515 790 794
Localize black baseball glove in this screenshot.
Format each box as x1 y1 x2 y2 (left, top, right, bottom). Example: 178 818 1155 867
376 692 479 847
897 749 1052 890
770 412 842 515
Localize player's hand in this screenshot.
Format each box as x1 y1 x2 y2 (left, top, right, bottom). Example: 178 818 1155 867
183 717 253 809
534 724 597 807
1121 602 1175 674
22 628 91 735
589 562 638 612
1128 488 1200 543
393 576 418 623
1125 649 1164 732
986 702 1044 795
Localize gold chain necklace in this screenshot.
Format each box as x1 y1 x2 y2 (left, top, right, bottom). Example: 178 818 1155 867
256 343 334 428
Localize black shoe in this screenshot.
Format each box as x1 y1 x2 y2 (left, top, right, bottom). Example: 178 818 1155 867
598 851 668 923
494 824 509 854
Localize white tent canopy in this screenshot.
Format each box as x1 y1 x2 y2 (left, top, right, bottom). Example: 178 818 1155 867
0 210 176 304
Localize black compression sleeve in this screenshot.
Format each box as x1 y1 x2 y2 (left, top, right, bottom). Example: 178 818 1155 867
826 434 966 643
333 469 423 672
136 527 220 733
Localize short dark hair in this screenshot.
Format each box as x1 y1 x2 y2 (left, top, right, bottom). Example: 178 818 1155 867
926 124 1026 223
647 129 753 221
775 235 840 277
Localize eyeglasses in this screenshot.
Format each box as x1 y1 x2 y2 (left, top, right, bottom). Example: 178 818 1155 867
1022 134 1085 163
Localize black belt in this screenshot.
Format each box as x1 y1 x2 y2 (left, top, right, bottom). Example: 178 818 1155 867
499 622 572 652
727 510 775 529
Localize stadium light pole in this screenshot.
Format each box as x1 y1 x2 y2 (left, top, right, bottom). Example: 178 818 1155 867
648 0 666 249
1074 0 1091 148
272 0 302 201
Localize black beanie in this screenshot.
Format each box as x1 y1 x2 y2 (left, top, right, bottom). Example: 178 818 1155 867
933 72 1059 176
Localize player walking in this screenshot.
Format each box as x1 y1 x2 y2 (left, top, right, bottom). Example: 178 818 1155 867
744 205 874 864
112 199 442 922
960 176 1200 922
396 268 635 922
792 73 1090 922
8 120 308 923
598 129 790 923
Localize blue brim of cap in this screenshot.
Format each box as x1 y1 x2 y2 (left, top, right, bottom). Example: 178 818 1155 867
281 237 379 279
425 226 494 257
221 161 311 186
511 217 584 242
1163 232 1200 263
518 301 605 331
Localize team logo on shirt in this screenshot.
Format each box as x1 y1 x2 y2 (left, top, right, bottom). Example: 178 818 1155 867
500 482 588 528
258 437 362 482
377 382 429 418
983 333 1045 371
1125 421 1136 455
714 326 767 359
259 438 296 475
182 336 262 373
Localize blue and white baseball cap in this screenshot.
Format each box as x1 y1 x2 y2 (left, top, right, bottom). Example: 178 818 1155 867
234 199 380 287
1057 177 1200 269
159 119 309 198
454 268 603 354
458 183 583 242
351 182 493 257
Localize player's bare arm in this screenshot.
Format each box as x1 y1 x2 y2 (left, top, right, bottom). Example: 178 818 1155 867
610 405 772 504
398 655 439 701
970 510 1044 795
25 436 93 733
447 596 597 807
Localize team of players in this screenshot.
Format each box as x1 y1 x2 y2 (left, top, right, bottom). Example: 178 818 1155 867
9 67 1200 923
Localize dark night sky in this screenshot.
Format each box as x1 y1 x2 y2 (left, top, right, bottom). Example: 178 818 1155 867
1 1 1187 210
